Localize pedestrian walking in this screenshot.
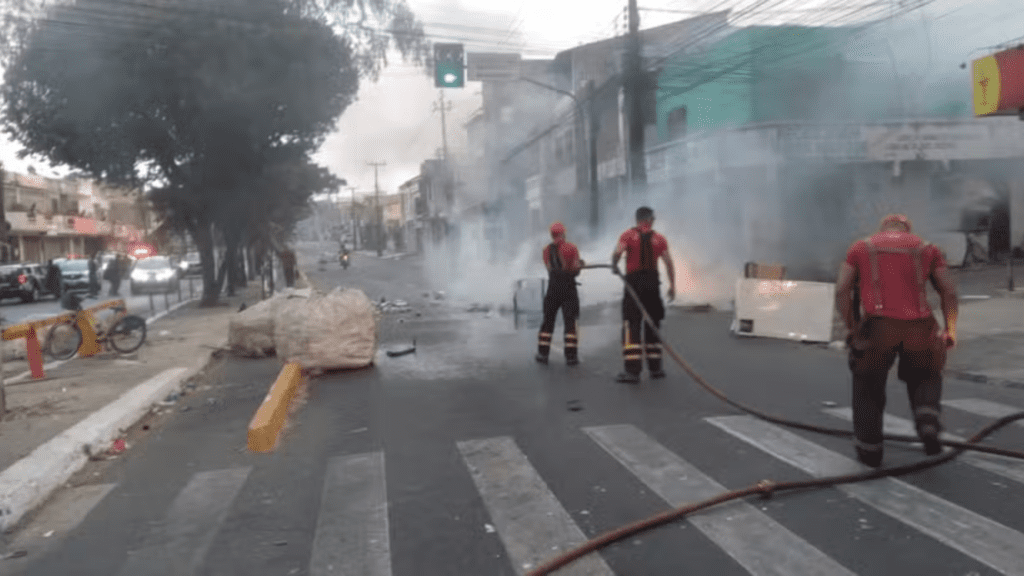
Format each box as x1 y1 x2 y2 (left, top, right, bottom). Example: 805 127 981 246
106 254 122 296
87 253 100 298
611 207 676 384
44 259 62 298
835 213 959 468
535 222 584 366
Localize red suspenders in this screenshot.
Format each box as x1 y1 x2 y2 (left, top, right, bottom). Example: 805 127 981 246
863 238 931 317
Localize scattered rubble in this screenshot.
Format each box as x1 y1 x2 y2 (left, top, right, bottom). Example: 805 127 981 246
377 299 413 314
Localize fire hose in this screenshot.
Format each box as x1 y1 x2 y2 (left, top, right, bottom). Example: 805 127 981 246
527 265 1024 576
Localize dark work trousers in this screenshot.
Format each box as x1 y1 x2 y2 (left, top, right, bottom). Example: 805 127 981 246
622 270 665 375
537 276 580 361
847 316 947 457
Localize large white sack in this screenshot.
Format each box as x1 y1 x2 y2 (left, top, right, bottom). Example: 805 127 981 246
228 290 311 357
274 288 380 369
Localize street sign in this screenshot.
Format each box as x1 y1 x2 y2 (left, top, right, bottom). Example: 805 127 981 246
467 52 521 82
973 47 1024 116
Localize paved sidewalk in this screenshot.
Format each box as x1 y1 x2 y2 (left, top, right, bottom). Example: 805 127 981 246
946 289 1024 388
0 279 276 532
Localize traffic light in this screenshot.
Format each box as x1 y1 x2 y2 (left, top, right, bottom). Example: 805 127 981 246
434 43 464 88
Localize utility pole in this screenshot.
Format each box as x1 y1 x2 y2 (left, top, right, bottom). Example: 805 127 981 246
433 91 452 161
587 80 600 233
367 161 386 257
624 0 647 195
348 186 358 250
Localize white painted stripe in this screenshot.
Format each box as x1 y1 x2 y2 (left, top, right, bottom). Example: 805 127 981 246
943 398 1024 427
117 467 251 576
310 452 392 576
584 425 856 576
708 415 1024 575
823 407 1024 486
458 437 614 576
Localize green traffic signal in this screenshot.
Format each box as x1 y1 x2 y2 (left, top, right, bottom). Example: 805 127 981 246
434 43 464 88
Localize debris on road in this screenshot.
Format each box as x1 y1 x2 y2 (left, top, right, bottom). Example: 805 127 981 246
821 401 838 407
276 288 379 370
386 340 416 357
377 299 412 314
2 550 28 560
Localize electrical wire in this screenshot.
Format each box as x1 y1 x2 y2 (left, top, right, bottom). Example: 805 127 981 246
524 266 1024 576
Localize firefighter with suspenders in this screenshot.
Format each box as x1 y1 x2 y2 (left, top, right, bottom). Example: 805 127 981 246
835 214 959 467
611 207 676 384
536 222 584 366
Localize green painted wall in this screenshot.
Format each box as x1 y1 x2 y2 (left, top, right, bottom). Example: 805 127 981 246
657 28 755 136
656 25 969 142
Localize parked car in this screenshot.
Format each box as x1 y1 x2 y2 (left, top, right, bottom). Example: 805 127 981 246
56 259 93 293
0 263 54 303
130 256 181 295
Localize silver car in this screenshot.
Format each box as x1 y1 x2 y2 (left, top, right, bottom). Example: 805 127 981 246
130 256 181 295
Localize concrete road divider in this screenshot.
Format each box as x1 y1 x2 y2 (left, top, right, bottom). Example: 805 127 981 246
247 363 305 453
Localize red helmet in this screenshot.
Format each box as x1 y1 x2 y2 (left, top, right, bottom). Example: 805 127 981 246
880 213 912 232
550 222 566 238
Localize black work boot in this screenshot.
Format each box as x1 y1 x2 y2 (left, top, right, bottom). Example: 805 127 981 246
650 369 666 379
919 423 943 456
615 372 640 384
855 446 883 468
535 353 549 365
566 354 579 366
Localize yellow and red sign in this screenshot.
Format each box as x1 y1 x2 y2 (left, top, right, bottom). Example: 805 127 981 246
973 47 1024 116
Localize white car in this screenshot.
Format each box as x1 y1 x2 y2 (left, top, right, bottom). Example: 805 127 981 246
130 256 181 295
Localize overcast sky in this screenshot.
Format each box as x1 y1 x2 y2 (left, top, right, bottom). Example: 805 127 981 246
2 0 1024 199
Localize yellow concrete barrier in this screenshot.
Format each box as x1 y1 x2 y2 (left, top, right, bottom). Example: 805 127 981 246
247 362 305 453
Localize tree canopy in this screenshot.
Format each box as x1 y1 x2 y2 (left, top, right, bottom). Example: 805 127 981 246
1 0 427 303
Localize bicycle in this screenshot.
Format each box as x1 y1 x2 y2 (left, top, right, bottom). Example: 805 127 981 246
43 297 147 360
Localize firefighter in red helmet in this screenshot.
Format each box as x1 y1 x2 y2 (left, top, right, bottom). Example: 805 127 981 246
835 213 959 467
611 207 676 384
536 222 584 366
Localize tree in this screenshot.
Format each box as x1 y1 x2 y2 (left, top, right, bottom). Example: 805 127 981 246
1 0 427 304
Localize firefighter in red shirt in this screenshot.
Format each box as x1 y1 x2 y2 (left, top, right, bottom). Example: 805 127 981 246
536 222 584 366
835 214 959 468
611 207 676 383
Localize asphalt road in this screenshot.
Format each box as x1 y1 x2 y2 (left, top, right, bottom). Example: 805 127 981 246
0 277 204 326
4 253 1024 576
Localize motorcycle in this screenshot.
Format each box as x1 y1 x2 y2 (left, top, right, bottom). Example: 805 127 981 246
340 252 350 269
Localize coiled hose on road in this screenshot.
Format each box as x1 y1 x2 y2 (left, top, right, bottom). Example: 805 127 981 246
526 265 1024 576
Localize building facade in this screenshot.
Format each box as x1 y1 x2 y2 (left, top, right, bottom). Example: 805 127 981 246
1 170 148 263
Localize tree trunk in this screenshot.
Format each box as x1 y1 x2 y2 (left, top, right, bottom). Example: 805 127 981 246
195 216 219 307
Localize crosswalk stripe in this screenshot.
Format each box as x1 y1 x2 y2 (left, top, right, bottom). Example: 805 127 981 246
707 415 1024 575
310 452 392 576
943 398 1024 426
116 467 252 576
584 425 856 576
457 437 614 576
823 407 1024 485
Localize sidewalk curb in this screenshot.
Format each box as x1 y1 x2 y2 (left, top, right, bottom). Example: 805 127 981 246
0 362 209 532
947 370 1024 390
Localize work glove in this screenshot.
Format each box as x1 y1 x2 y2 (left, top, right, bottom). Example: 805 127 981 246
611 263 622 277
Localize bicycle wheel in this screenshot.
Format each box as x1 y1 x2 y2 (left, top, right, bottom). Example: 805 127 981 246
109 315 147 354
45 322 83 360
